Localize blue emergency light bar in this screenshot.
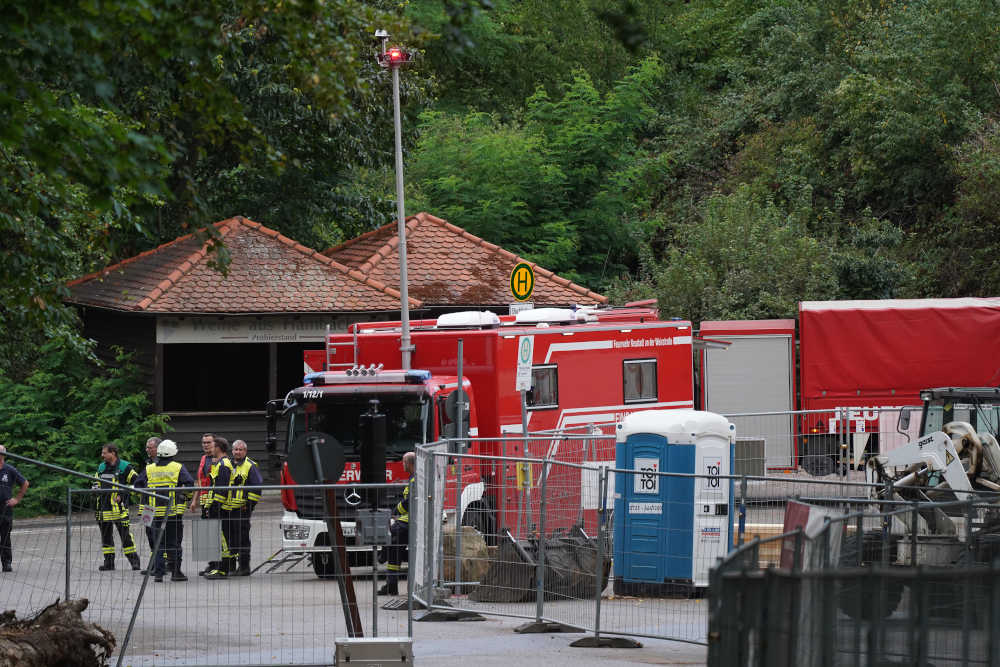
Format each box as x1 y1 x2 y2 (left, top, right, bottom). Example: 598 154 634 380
304 367 432 386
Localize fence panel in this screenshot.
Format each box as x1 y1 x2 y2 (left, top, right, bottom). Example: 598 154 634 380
710 500 1000 667
0 454 410 667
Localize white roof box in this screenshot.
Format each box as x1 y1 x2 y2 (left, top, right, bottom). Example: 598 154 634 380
514 308 578 324
617 409 735 445
436 311 501 329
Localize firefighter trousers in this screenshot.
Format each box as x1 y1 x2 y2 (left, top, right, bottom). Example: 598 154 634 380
385 520 409 583
98 517 137 559
220 508 251 571
150 515 184 576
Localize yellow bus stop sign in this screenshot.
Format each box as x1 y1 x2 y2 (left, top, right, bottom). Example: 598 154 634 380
510 262 535 301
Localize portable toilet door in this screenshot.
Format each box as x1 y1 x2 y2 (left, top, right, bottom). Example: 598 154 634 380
614 409 735 589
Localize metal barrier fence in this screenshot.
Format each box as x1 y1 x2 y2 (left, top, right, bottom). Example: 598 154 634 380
0 406 943 662
710 497 1000 666
411 432 894 648
0 451 410 666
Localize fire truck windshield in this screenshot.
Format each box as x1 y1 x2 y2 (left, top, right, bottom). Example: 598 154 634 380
287 393 430 459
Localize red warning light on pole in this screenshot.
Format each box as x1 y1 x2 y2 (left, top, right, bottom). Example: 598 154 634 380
377 46 412 69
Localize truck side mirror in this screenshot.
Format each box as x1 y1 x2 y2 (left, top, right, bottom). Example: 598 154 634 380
265 399 282 471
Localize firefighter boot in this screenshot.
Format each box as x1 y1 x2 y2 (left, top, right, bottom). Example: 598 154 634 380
127 553 141 571
98 555 115 571
206 557 234 579
377 574 399 596
234 554 251 577
171 558 188 582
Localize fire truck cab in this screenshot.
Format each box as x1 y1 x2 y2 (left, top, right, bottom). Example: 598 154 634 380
275 368 472 576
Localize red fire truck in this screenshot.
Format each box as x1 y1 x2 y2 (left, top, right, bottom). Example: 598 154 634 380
272 304 697 576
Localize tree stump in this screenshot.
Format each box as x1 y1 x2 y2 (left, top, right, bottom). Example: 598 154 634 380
0 599 115 667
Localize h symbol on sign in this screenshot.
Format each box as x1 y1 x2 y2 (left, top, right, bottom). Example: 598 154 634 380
515 271 530 292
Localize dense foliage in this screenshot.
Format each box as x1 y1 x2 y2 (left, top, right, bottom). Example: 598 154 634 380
3 1 1000 482
5 0 997 352
1 0 420 377
0 341 168 515
409 0 1000 321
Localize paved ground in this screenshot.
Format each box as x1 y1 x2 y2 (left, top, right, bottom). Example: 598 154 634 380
0 491 708 666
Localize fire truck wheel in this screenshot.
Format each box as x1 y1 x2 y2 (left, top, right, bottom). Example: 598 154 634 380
312 550 337 579
461 500 497 547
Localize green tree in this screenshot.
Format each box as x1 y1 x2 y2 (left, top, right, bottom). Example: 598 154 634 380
1 1 415 375
0 340 168 515
611 186 838 323
410 57 666 287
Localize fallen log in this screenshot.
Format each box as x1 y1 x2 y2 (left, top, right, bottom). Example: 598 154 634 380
0 599 115 667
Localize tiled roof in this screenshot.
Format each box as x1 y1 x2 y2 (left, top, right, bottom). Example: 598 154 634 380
67 217 420 313
324 212 607 306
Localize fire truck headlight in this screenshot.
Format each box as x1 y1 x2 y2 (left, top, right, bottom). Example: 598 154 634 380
283 524 310 540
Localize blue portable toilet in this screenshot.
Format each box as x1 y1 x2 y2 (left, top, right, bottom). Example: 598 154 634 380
614 409 734 590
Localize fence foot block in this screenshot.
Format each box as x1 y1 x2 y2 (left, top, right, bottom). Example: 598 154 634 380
569 636 643 648
414 609 485 622
514 621 585 634
381 597 414 611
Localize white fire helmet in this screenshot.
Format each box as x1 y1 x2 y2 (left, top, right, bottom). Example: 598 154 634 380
157 439 178 457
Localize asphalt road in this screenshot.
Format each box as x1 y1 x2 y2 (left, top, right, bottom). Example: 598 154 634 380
0 493 708 666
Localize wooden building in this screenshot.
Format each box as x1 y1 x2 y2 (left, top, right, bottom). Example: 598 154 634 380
66 213 606 473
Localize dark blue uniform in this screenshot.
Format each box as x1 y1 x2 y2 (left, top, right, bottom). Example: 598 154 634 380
0 462 28 570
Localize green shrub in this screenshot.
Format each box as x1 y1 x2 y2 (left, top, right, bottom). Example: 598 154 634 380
0 339 168 516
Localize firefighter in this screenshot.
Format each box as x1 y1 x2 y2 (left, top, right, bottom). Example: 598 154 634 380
94 444 141 571
188 433 217 519
379 451 415 596
222 439 262 577
204 438 235 579
134 439 194 582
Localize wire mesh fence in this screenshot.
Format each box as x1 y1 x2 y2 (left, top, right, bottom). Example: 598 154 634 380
710 497 1000 667
2 404 980 663
410 406 982 653
0 450 411 666
414 434 854 646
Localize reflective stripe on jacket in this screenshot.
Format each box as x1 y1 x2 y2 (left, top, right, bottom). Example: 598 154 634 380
95 459 137 521
206 457 234 511
394 480 411 524
221 458 262 510
143 461 188 516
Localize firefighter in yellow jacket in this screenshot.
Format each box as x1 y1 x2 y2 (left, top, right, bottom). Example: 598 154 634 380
205 439 262 578
134 439 194 582
94 444 141 571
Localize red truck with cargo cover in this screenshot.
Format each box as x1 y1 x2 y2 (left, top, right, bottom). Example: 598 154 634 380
700 297 1000 474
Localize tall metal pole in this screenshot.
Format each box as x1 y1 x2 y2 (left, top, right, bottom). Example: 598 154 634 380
392 65 412 370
